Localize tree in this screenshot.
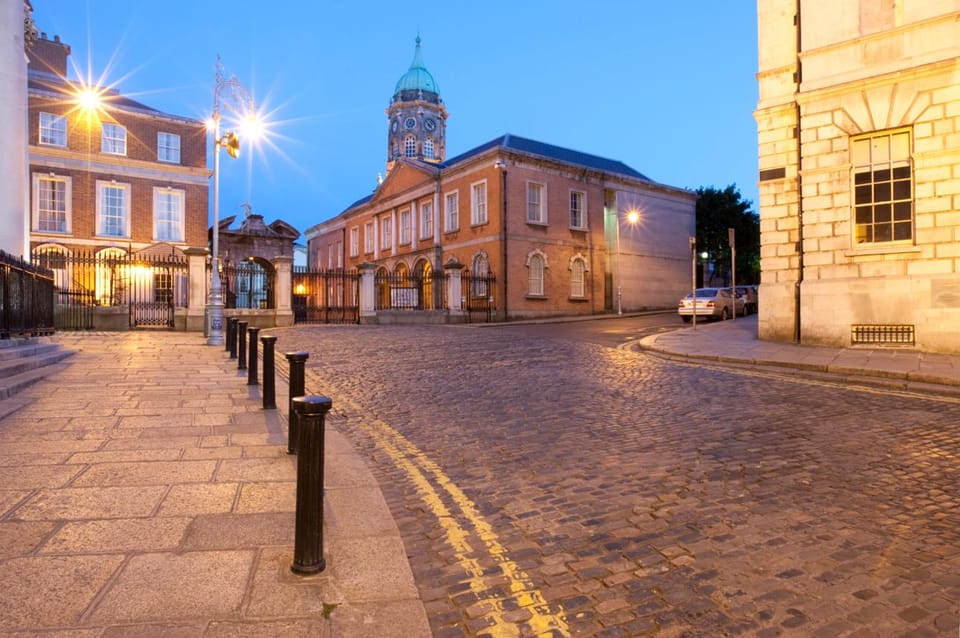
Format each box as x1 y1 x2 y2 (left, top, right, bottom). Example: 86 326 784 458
695 184 760 285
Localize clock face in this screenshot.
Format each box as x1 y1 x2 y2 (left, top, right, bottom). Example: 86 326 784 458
404 117 417 129
424 118 436 132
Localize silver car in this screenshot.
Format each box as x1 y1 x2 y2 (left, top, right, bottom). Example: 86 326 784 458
678 287 745 322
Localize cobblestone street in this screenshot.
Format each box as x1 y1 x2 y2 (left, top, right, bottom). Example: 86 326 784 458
275 324 960 637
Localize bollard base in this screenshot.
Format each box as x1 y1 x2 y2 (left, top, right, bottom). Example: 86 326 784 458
291 559 326 575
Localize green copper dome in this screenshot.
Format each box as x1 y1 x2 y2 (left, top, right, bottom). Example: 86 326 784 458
393 36 439 97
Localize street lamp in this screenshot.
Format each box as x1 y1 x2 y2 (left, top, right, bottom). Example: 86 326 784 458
616 209 641 315
207 56 256 346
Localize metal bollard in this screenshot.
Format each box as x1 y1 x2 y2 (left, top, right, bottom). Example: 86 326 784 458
227 318 238 358
224 316 233 353
237 321 248 371
290 395 332 575
284 352 309 454
247 326 261 385
260 335 277 409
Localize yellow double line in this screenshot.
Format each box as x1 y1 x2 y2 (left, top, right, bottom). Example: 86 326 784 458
305 372 569 637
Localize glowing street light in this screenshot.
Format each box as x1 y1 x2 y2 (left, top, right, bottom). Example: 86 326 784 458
207 56 257 346
616 208 641 315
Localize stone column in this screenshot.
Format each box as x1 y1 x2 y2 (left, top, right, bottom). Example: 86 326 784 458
184 247 209 332
0 2 29 257
358 261 377 324
272 254 294 327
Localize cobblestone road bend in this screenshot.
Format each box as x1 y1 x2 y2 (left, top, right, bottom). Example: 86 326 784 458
274 325 960 638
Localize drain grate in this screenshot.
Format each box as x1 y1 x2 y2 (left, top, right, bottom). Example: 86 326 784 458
850 324 915 345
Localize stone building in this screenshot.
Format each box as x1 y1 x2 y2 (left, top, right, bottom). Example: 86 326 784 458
306 38 695 321
756 0 960 352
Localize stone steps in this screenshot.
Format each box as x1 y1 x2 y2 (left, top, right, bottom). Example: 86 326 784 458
0 338 75 418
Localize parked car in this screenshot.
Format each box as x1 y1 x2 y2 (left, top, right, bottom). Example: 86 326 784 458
678 287 745 322
735 285 758 314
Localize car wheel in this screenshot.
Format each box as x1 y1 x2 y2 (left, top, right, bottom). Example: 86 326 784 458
721 307 730 321
681 316 691 323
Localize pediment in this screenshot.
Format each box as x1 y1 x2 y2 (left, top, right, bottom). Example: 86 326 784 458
370 160 438 204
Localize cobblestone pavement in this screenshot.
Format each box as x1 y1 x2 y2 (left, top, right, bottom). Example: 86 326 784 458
274 324 960 638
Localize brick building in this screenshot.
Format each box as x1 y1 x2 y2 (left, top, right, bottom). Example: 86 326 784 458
756 1 960 352
26 32 209 328
306 38 695 321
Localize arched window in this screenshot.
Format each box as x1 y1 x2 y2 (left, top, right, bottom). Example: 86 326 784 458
527 253 545 296
95 247 128 306
570 256 587 298
415 259 433 310
33 244 71 292
424 137 434 159
404 135 416 157
472 252 490 298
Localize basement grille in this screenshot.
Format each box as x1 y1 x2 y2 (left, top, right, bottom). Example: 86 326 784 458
850 324 915 346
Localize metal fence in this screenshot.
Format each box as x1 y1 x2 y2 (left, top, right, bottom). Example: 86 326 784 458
292 268 360 324
221 260 274 309
1 250 55 338
374 269 446 311
462 271 496 323
31 247 188 329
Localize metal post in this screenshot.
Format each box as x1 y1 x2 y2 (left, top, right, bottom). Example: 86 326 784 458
290 395 332 575
261 335 277 409
237 321 248 370
689 237 697 331
247 326 260 385
285 352 309 455
227 318 238 359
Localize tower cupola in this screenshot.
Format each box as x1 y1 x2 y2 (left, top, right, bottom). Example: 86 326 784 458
386 36 447 171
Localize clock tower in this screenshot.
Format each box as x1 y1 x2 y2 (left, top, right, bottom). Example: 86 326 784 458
386 36 447 172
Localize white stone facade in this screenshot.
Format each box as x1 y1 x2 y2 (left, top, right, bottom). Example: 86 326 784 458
756 0 960 353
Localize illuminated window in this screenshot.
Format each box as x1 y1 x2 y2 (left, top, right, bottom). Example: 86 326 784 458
39 112 66 146
424 137 434 159
471 181 487 225
158 132 181 163
527 182 545 224
399 209 411 245
96 181 130 238
570 191 586 229
445 191 459 232
33 173 71 233
527 251 546 296
420 201 432 239
101 123 127 155
404 135 416 157
570 256 586 298
852 129 912 244
154 187 184 242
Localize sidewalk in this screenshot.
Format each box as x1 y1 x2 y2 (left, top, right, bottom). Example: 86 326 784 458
638 314 960 395
0 332 431 637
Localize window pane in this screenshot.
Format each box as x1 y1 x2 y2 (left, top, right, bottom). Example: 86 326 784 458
874 168 890 183
892 179 910 200
855 185 872 205
871 137 889 163
851 138 870 166
890 132 910 161
893 222 911 241
874 223 892 242
873 182 891 203
854 170 871 185
874 204 891 223
855 206 872 225
893 201 911 221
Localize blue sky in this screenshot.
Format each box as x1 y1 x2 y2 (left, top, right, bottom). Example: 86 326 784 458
32 1 759 238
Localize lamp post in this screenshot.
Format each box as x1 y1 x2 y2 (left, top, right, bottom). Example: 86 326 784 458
615 209 640 315
207 56 254 346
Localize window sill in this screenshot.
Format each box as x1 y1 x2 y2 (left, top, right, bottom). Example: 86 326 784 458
569 226 587 232
568 296 589 302
526 294 548 300
844 244 921 258
470 222 488 228
526 220 548 227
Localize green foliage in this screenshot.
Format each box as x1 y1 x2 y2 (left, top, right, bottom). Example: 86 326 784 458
695 184 760 285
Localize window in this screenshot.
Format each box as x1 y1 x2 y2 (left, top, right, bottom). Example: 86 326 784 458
154 187 185 242
527 182 545 224
33 173 70 233
101 123 127 155
570 191 586 229
349 227 360 257
852 129 912 244
420 202 433 239
570 256 586 298
424 137 435 159
381 216 393 250
96 181 130 238
472 253 490 298
471 181 487 225
399 209 411 245
158 132 181 163
527 252 546 296
364 222 374 253
154 272 173 304
445 191 459 232
39 112 66 146
404 135 416 158
336 241 343 268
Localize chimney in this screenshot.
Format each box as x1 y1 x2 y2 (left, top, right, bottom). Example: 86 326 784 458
27 32 71 77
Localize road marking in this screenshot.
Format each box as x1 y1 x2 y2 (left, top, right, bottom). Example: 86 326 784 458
302 371 570 637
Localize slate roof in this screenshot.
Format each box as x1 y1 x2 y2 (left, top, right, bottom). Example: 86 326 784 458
443 133 652 182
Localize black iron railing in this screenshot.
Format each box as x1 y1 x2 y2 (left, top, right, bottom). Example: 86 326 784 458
1 250 55 338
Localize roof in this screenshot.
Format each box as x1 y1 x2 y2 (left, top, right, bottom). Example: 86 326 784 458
393 36 439 97
442 133 652 182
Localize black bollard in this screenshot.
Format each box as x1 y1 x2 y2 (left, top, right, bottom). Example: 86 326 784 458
247 326 261 385
224 316 233 353
284 352 309 454
291 395 332 575
260 335 277 409
227 318 238 359
237 321 248 371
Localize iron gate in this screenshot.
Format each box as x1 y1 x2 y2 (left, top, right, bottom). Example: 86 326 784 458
463 271 495 323
292 268 360 324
